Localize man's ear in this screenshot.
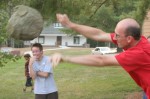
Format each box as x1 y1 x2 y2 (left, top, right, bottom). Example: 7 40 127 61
127 36 133 43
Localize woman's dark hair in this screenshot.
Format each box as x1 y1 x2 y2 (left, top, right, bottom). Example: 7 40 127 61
24 54 31 58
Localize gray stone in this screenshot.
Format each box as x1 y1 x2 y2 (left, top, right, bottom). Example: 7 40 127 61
7 5 44 40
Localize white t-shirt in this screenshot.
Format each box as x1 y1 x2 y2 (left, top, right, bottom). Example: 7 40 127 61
33 56 57 94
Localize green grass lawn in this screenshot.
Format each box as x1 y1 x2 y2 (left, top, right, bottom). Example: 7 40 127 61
0 48 141 99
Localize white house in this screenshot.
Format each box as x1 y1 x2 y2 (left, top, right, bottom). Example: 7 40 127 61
24 23 87 47
142 10 150 37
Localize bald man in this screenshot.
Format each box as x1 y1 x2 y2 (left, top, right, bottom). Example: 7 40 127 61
52 14 150 99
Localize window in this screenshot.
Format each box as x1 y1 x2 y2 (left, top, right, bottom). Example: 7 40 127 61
74 36 80 44
54 23 63 28
38 36 45 44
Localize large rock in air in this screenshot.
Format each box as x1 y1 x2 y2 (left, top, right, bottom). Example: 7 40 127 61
7 5 44 40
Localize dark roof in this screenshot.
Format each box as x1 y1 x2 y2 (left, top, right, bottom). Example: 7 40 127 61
41 24 64 34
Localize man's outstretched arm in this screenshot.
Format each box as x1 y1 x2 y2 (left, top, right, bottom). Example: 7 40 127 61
56 14 112 42
51 53 119 67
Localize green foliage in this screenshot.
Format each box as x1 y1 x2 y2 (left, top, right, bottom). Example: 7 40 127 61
0 10 9 45
11 39 24 48
133 0 150 25
0 52 21 67
0 0 26 67
29 0 150 32
30 0 89 22
89 5 119 32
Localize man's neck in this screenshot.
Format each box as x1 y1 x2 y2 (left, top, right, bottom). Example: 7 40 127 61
36 55 43 61
125 39 140 50
131 39 140 47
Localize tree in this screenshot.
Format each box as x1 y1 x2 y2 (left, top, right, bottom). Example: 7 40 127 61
0 0 28 67
28 0 150 48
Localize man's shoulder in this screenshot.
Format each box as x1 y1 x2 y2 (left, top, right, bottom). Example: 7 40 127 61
118 45 150 61
42 56 52 66
43 55 50 59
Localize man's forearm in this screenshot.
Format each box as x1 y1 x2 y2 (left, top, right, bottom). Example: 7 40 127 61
70 23 105 41
37 71 49 78
29 66 36 80
62 55 104 67
62 54 118 67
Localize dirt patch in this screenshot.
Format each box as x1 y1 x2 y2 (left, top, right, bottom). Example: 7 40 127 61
124 92 143 99
13 47 31 55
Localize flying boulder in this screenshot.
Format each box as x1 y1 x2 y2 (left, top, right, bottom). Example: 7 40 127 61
7 5 44 40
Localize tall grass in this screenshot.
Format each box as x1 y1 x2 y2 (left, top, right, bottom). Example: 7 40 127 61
0 48 141 99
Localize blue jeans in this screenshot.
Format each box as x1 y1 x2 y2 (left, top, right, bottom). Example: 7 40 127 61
143 92 147 99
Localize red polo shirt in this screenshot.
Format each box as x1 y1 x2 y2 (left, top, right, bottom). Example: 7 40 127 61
111 33 150 99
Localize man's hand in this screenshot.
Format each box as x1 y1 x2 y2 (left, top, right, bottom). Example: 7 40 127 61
51 53 64 67
56 14 72 28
